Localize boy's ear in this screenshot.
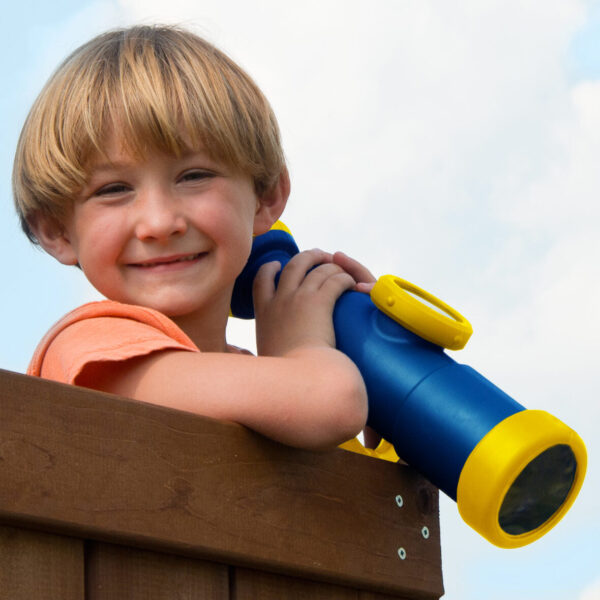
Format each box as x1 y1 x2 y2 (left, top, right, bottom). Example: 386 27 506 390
253 168 290 236
29 214 79 266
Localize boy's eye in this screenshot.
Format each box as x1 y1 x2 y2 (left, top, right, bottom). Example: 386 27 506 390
179 169 215 183
94 183 129 196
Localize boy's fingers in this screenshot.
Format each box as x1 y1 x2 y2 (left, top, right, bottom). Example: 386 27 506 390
318 270 357 297
302 262 355 292
332 251 376 284
253 261 281 307
276 249 332 291
355 281 376 294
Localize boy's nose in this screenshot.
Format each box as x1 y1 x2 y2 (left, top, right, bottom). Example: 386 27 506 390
134 192 187 241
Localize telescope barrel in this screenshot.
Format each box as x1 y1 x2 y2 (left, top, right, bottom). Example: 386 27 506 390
231 225 587 548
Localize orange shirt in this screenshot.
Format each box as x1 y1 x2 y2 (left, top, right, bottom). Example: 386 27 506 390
28 301 200 385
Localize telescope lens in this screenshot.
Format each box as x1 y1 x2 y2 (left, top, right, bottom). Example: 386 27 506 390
499 444 577 535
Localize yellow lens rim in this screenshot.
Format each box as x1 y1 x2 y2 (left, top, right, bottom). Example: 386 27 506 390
370 275 473 350
456 410 587 548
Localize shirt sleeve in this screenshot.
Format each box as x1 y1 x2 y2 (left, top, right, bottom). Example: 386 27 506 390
38 315 199 385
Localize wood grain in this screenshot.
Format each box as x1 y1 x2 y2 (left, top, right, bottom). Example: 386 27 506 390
0 525 84 600
233 568 416 600
0 369 443 598
85 542 228 599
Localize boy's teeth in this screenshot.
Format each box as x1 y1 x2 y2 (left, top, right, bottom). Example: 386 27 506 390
172 255 197 263
142 254 199 267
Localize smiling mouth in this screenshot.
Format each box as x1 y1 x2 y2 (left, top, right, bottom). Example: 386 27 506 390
131 253 205 268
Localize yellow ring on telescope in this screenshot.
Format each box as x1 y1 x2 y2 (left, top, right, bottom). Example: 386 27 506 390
456 410 587 548
339 437 400 462
269 220 292 235
370 275 473 350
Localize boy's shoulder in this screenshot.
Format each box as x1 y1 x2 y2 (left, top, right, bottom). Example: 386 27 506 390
28 300 198 384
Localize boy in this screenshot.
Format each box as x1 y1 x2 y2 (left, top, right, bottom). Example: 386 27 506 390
13 25 373 450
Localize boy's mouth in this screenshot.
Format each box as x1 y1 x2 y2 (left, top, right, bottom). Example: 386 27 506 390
130 253 205 268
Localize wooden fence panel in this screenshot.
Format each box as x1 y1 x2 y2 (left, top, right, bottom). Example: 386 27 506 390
0 525 84 600
233 568 357 600
232 569 415 600
85 542 229 600
0 369 443 599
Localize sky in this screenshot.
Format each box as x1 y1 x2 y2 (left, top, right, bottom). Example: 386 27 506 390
1 1 599 598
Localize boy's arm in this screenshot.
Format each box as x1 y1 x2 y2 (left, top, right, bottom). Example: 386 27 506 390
77 250 369 450
80 346 366 450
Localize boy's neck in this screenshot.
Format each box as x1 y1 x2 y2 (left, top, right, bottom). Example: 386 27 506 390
170 299 231 353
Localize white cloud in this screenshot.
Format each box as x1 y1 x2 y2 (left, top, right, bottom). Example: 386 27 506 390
580 578 600 600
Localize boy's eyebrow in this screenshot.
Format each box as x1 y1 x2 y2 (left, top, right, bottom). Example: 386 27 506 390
89 149 212 173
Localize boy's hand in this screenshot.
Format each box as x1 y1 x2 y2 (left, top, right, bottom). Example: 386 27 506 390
253 249 360 356
332 251 377 293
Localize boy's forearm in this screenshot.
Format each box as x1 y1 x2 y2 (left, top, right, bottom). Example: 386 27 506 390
278 346 368 448
76 347 367 450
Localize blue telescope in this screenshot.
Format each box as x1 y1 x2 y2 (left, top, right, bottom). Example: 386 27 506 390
231 223 587 548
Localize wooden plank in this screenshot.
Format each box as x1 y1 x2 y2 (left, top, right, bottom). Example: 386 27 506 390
85 541 228 599
360 593 414 600
0 369 443 598
233 568 358 599
233 569 416 600
0 525 84 600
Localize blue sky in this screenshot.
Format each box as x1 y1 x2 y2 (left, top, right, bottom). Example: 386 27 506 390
2 2 599 599
569 1 600 80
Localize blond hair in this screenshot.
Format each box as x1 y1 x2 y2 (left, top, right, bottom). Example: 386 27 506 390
13 25 285 243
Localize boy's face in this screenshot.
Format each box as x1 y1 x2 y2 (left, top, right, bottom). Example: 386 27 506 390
47 133 268 318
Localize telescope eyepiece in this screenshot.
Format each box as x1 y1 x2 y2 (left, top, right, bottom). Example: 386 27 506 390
457 410 586 548
499 444 577 535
